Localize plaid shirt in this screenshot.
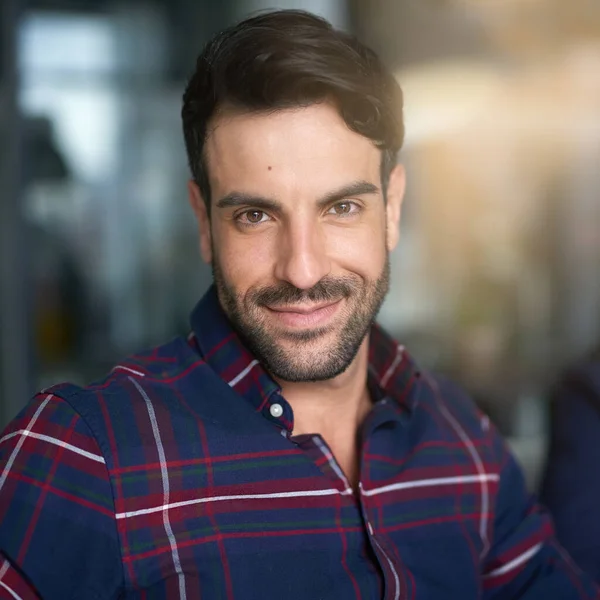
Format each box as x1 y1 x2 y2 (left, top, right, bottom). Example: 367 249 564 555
0 287 597 600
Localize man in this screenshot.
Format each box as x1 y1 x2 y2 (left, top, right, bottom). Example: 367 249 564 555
0 10 596 600
540 349 600 582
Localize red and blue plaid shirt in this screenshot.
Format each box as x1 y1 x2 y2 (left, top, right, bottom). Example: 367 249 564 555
0 286 597 599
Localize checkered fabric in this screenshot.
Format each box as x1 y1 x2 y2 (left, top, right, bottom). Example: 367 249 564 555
0 287 597 599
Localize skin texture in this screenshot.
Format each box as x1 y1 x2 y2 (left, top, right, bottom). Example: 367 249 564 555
189 102 405 485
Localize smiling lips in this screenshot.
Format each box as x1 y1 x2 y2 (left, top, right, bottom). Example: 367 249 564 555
266 299 343 328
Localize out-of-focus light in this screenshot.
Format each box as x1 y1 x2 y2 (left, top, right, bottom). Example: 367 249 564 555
396 61 505 146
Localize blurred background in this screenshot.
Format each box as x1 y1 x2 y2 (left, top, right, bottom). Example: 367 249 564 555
1 0 599 488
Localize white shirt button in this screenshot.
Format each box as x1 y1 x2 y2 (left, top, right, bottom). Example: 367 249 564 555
270 403 284 418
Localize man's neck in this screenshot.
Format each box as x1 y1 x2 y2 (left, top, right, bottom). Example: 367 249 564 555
274 338 372 491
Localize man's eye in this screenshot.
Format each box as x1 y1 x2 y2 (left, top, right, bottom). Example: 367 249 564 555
238 210 269 225
328 202 358 216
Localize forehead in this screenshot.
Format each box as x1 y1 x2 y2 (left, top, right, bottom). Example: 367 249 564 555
204 103 381 201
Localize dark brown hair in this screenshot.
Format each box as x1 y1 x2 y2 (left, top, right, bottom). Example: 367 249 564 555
181 10 404 213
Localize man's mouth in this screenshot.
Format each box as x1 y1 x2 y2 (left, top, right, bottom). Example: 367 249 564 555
265 299 343 329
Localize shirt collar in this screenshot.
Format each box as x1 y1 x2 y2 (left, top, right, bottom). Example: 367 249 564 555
190 285 281 419
190 285 421 419
367 322 421 415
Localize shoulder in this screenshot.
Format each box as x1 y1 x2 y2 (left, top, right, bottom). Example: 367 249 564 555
415 370 491 440
50 335 208 406
403 368 515 485
19 336 223 463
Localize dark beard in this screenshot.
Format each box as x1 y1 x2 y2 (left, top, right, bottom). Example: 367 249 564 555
212 257 390 382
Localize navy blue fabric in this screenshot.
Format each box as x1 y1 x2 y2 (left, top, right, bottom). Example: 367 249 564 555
540 358 600 582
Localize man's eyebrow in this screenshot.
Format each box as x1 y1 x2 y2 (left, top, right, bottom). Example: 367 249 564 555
316 180 380 209
215 180 380 212
216 193 282 212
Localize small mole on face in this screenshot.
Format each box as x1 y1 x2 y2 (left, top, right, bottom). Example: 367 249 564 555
268 166 272 171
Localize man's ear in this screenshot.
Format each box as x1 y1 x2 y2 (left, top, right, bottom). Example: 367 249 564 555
385 164 406 252
188 180 212 264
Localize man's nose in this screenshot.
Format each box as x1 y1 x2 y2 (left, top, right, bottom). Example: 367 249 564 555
274 223 331 291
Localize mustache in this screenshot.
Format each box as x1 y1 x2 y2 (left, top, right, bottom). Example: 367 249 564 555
251 276 361 307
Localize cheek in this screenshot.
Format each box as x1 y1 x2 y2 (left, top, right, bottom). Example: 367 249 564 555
329 224 387 278
214 226 278 289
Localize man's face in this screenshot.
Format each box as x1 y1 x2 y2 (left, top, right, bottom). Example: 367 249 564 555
189 103 405 382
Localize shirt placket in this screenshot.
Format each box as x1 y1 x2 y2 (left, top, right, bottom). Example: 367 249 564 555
264 386 405 600
295 428 404 600
358 399 407 600
293 418 404 600
359 484 402 600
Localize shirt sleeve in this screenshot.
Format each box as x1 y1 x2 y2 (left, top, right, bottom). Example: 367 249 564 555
0 392 123 599
482 426 600 599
